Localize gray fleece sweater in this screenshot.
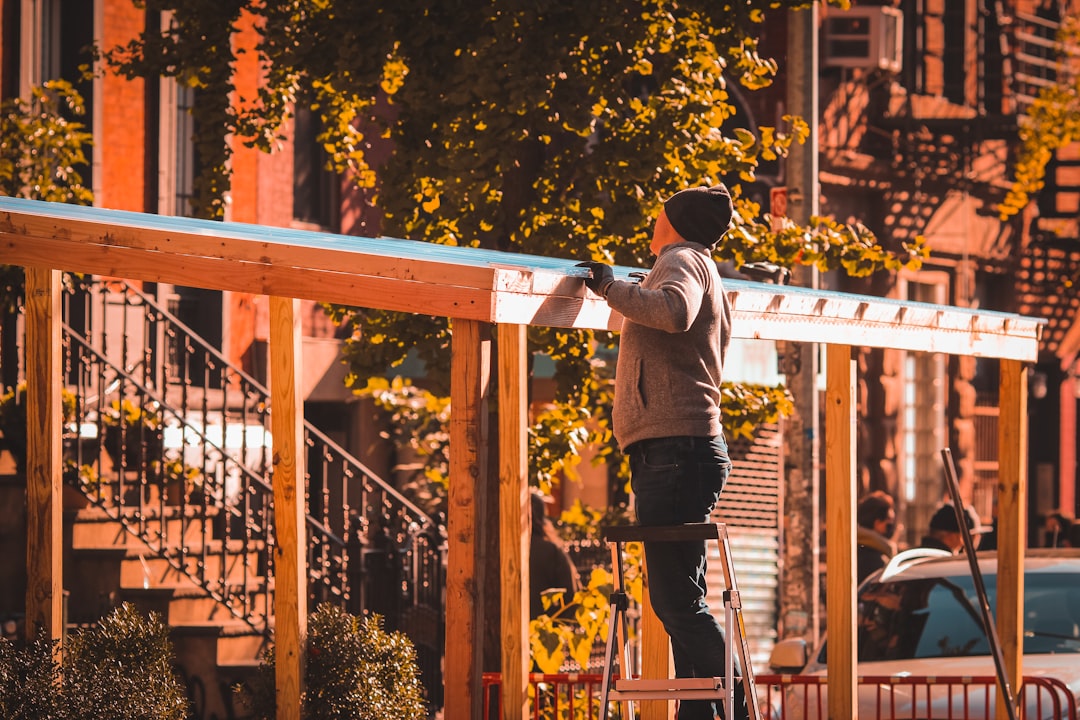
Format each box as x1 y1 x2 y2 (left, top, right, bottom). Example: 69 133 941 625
605 242 732 450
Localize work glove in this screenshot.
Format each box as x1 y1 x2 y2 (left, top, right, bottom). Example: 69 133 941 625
575 261 615 297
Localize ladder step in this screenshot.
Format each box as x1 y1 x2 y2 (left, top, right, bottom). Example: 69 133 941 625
611 689 728 701
615 677 726 692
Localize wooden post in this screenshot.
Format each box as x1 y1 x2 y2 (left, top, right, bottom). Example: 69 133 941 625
447 318 491 720
24 266 63 643
996 359 1027 720
269 296 307 720
640 581 674 720
825 344 857 720
497 323 529 720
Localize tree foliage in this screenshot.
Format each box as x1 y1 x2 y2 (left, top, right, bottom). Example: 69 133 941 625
100 0 927 510
0 80 94 313
0 80 93 205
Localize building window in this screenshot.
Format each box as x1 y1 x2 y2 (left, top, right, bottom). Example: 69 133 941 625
901 277 948 532
174 83 198 218
21 0 95 185
292 106 338 230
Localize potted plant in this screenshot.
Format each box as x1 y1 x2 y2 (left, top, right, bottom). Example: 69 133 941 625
155 458 202 505
101 397 164 469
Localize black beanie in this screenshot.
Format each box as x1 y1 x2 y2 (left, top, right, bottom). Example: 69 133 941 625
663 184 733 248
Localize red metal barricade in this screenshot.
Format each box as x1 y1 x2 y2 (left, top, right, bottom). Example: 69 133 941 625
482 672 607 720
757 674 1078 720
483 672 1079 719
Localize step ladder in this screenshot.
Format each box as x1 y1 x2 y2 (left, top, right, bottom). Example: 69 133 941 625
599 522 761 720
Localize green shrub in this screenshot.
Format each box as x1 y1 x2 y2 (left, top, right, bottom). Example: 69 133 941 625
0 634 66 720
242 603 427 720
63 603 190 720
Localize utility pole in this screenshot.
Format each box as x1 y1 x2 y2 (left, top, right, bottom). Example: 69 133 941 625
781 3 822 648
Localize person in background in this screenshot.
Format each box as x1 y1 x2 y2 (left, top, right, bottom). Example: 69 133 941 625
856 490 899 583
1042 511 1075 548
529 491 581 620
919 503 988 554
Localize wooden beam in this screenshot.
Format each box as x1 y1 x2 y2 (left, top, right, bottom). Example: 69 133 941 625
269 296 307 720
0 198 1042 360
447 318 491 720
0 201 502 289
0 234 496 321
996 359 1027 720
825 344 857 720
23 266 63 643
497 324 529 720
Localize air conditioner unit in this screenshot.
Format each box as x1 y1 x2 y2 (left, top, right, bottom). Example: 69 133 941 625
823 6 904 73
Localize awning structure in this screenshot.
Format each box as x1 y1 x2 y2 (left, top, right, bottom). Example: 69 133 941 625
0 196 1042 720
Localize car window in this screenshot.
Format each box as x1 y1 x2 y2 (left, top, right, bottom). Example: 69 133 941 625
818 572 1080 663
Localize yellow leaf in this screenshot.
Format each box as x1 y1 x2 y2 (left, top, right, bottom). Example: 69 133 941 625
568 632 594 670
529 617 566 674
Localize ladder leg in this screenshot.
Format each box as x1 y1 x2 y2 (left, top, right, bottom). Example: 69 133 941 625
716 524 762 720
599 591 620 715
725 590 735 719
600 540 635 720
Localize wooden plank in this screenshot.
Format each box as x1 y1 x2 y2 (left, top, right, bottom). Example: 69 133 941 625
269 296 307 720
825 344 858 720
497 324 529 720
996 359 1027 720
23 267 63 643
447 318 491 720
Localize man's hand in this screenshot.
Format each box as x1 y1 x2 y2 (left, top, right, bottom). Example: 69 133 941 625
575 261 615 297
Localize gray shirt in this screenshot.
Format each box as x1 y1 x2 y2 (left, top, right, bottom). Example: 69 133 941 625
605 242 732 450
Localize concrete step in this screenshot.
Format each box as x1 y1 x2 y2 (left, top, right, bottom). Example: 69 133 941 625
120 585 268 625
116 545 265 590
71 506 221 549
169 619 270 719
170 619 270 666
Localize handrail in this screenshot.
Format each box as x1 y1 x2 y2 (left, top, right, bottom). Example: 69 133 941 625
117 279 444 535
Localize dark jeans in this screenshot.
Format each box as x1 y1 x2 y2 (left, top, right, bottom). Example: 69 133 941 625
628 434 748 720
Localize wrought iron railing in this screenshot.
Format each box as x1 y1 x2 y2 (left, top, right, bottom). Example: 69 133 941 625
55 278 446 659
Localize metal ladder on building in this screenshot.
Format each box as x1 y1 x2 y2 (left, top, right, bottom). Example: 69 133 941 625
599 522 761 720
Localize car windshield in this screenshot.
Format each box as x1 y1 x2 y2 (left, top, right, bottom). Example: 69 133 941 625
852 572 1080 661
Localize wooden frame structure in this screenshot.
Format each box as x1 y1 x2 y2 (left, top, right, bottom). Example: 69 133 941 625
1 196 1041 720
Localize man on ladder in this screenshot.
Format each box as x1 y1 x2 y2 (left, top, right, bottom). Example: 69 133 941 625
578 182 753 720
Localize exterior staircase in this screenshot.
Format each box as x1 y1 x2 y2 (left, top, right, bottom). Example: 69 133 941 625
64 504 270 717
12 276 449 717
